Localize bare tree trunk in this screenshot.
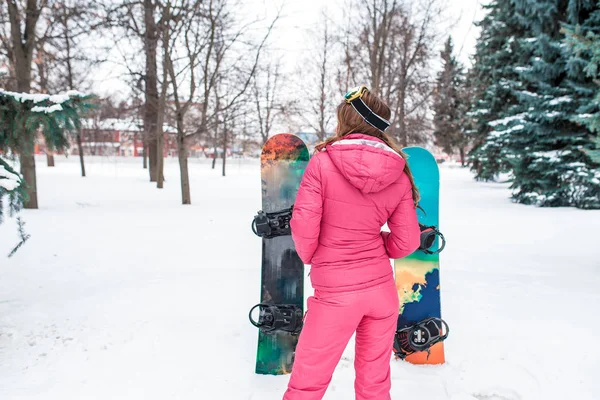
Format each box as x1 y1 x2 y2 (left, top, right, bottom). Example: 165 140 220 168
161 0 208 204
76 129 85 177
222 120 227 177
147 137 157 180
340 10 355 92
7 1 36 92
156 115 165 189
40 55 55 169
144 0 159 182
214 89 221 170
35 42 56 168
313 17 330 142
367 0 397 95
77 131 86 176
156 129 165 188
459 147 466 167
7 0 44 209
62 7 86 177
350 0 438 145
253 77 267 144
20 152 38 209
143 144 148 168
46 151 55 167
212 126 218 169
318 32 328 141
293 12 333 140
177 135 191 204
156 4 170 190
398 88 408 147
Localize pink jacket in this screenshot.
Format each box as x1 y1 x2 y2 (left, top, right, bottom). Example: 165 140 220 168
290 133 421 293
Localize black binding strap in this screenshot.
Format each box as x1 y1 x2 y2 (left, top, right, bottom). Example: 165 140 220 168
249 303 304 334
251 207 293 239
419 223 446 255
394 317 449 359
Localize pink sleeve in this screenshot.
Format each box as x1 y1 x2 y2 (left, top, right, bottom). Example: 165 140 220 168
381 184 421 259
291 156 323 264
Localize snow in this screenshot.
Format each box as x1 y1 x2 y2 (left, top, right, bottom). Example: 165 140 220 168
499 78 511 88
514 66 532 73
0 89 86 105
519 90 539 97
48 94 72 104
490 124 524 137
544 111 562 118
488 113 527 127
578 113 595 119
65 90 86 98
1 156 600 400
532 150 570 163
31 104 64 114
548 96 572 106
0 165 22 191
467 108 489 117
0 90 49 103
504 37 515 53
533 150 571 158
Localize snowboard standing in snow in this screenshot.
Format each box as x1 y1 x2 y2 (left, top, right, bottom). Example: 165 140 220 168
393 147 447 364
249 133 309 375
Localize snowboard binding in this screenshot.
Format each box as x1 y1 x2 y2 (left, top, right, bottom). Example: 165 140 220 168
251 207 293 239
393 317 449 360
249 303 304 335
419 223 446 254
416 205 446 255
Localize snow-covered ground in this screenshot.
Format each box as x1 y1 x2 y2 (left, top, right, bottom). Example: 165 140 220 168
1 155 599 400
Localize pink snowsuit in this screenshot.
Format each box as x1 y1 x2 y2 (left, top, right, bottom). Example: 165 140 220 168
283 133 421 400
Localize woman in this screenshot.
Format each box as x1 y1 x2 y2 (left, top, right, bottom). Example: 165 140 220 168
283 86 421 400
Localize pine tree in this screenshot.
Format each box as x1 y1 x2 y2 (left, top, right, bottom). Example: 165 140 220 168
0 89 94 213
506 0 600 209
0 155 29 256
467 0 529 181
563 1 600 162
433 36 469 164
0 89 92 255
0 157 30 257
0 157 26 224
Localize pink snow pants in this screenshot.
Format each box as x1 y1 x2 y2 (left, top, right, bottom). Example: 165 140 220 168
282 278 399 400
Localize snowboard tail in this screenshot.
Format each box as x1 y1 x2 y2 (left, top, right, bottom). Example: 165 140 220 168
394 147 445 364
254 134 309 375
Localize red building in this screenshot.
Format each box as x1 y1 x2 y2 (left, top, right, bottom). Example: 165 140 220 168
69 118 178 157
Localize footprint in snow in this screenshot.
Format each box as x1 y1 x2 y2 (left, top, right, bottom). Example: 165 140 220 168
472 388 522 400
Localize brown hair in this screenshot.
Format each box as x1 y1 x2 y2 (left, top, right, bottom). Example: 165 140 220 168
314 89 420 205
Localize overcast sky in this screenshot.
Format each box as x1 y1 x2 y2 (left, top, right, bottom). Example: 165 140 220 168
93 0 486 100
250 0 485 65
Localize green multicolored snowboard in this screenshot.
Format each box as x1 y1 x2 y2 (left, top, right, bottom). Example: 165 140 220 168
393 147 446 364
250 133 309 375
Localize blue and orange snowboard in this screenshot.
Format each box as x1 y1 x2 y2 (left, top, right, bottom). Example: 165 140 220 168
393 147 446 364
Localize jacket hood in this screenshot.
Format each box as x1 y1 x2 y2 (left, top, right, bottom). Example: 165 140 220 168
326 133 406 194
